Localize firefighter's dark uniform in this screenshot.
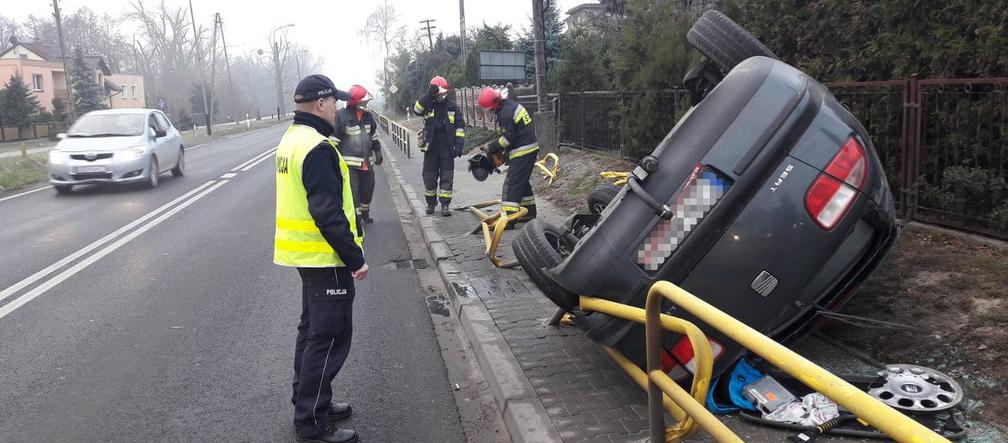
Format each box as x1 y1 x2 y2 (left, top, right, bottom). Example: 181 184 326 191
492 98 539 218
412 93 465 209
333 106 381 222
275 109 364 441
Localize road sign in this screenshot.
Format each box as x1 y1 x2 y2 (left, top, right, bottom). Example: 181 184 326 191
479 50 526 83
389 85 399 94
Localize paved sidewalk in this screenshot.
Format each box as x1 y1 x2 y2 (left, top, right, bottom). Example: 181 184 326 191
374 123 960 442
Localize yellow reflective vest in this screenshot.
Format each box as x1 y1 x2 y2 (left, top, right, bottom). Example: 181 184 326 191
274 124 362 267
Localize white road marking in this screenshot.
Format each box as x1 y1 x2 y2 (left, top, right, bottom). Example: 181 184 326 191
231 148 276 171
0 180 229 320
184 143 205 151
0 181 217 306
220 173 237 179
240 150 277 171
0 185 54 203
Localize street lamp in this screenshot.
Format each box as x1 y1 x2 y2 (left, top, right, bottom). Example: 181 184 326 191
270 23 295 118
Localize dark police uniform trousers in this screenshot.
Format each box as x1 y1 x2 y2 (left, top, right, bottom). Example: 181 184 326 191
292 266 355 436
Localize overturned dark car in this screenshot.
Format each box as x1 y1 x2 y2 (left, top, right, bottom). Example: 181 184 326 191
513 11 898 379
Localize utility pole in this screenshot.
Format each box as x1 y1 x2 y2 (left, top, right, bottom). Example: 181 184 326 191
189 0 212 135
419 19 437 51
52 0 75 118
459 0 466 69
531 0 548 111
216 13 234 92
208 13 220 128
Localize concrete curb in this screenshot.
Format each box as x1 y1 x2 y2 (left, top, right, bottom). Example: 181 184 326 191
384 149 562 443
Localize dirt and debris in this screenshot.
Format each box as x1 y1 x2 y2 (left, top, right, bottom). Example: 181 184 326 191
533 147 1008 435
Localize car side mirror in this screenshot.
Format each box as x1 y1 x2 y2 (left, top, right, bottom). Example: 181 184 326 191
56 133 67 140
148 126 157 138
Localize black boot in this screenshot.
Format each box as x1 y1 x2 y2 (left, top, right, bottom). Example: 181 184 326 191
361 210 373 224
296 428 357 443
441 205 452 217
426 204 436 215
328 402 353 421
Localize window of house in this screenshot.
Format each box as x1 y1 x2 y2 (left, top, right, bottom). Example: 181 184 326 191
121 84 128 99
131 85 138 99
19 54 27 60
32 74 43 91
97 73 103 85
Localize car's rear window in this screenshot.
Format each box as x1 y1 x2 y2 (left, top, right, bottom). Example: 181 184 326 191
68 114 145 137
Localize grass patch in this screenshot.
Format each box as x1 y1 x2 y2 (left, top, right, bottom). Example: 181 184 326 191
0 154 47 191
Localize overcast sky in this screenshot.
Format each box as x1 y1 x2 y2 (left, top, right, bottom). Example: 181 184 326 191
8 0 588 96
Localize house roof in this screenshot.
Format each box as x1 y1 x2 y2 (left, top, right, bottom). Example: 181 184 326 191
0 40 111 74
567 2 604 15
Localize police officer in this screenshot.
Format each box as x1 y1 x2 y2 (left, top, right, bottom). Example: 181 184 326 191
333 85 382 224
412 76 466 216
275 74 367 443
477 87 539 219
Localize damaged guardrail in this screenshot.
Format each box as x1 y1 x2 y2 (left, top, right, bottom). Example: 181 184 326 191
579 281 952 443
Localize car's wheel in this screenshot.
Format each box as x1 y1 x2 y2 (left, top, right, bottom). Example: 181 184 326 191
587 184 620 215
686 10 777 74
512 219 579 310
54 185 72 194
147 156 159 188
171 147 185 177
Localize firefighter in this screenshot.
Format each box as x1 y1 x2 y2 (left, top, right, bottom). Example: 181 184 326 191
275 74 366 443
333 85 382 224
477 86 539 219
412 76 466 216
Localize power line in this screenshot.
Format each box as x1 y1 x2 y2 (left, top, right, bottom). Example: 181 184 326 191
419 19 437 51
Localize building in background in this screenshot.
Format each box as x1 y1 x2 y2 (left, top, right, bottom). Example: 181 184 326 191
565 2 606 33
0 39 133 112
107 73 146 109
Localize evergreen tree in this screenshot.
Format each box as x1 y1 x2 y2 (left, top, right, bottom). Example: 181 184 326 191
70 47 106 114
0 72 41 128
52 97 68 122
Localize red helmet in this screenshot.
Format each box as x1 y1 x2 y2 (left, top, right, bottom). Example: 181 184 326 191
430 76 449 94
347 85 371 106
477 87 502 110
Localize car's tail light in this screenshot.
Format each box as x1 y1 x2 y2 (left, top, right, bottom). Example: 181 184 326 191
805 137 867 230
661 337 725 380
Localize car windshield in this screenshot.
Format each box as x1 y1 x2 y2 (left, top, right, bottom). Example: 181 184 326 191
67 114 146 137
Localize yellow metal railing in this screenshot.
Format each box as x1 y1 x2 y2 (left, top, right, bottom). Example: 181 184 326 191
466 199 527 268
578 282 952 443
535 153 560 185
600 170 629 186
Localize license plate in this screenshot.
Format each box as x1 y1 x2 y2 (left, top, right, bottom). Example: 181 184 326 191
76 165 108 173
636 165 732 272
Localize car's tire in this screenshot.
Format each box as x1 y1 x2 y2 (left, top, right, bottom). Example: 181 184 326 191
171 147 185 177
54 185 72 194
147 156 159 188
587 184 620 214
512 219 579 310
686 10 777 74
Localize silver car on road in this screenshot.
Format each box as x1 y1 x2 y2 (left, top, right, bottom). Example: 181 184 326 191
47 109 185 193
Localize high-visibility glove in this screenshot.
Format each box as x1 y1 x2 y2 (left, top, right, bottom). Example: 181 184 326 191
373 149 384 165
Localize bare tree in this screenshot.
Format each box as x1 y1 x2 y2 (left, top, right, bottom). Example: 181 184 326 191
266 28 293 116
128 0 209 123
0 15 21 48
361 1 406 97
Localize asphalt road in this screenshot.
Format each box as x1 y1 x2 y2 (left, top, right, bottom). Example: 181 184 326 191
0 123 465 442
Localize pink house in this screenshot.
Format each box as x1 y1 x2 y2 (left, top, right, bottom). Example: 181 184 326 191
0 40 131 112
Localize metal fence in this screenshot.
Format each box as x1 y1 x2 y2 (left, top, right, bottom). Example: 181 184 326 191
550 81 1007 238
831 76 1008 239
456 86 556 130
555 90 693 156
375 112 412 159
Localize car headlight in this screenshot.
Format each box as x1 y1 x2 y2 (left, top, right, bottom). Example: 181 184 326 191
48 150 68 163
124 146 148 159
